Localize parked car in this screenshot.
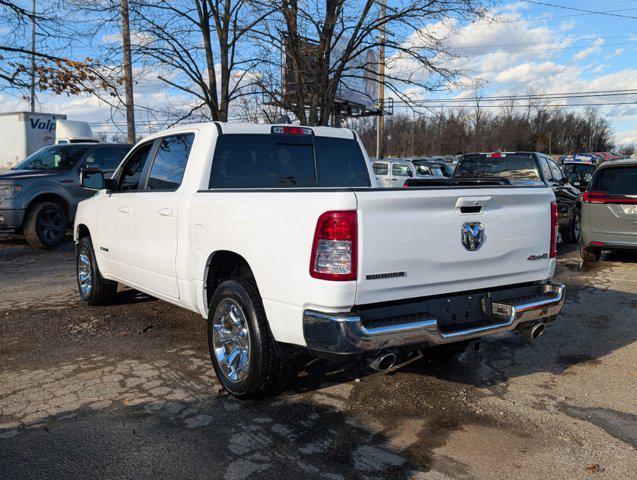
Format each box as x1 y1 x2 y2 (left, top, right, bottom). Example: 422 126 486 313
453 152 582 243
562 156 600 192
412 159 454 177
372 158 438 187
580 159 637 262
74 123 565 398
0 142 131 248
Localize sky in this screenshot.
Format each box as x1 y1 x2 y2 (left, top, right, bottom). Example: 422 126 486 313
1 0 636 146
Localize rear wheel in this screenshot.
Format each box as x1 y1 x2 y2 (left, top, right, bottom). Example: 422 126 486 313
580 241 601 262
562 209 581 244
76 236 118 305
207 279 291 398
23 201 68 248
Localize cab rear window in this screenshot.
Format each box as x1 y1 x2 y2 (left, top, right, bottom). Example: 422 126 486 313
209 134 371 188
455 154 540 181
590 166 637 195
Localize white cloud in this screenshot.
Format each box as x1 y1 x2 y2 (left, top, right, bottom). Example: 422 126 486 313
573 38 605 61
102 31 154 47
606 48 624 59
495 61 567 83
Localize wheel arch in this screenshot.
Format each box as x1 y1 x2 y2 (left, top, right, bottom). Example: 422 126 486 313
203 250 258 308
23 192 73 226
76 223 91 241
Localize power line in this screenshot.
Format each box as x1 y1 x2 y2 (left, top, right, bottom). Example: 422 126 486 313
392 101 637 108
455 39 635 55
403 89 637 104
493 7 637 24
454 33 634 50
521 0 637 20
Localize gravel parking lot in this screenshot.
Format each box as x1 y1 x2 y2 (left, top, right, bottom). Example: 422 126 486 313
1 235 635 480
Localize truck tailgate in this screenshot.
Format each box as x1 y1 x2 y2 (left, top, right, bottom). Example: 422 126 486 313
355 188 555 305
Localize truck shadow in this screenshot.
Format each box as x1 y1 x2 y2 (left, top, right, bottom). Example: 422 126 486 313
291 272 637 394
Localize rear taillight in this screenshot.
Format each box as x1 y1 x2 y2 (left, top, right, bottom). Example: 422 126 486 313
310 211 357 281
550 201 558 258
583 190 637 204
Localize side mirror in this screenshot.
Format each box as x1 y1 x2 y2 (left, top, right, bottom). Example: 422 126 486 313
80 168 109 191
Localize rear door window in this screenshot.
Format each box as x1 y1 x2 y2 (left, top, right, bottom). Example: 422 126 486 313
591 166 637 195
373 162 389 175
146 133 195 191
392 163 412 177
209 134 370 188
548 159 563 181
85 146 130 171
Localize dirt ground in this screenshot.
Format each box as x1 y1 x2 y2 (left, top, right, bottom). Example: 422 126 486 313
0 234 635 480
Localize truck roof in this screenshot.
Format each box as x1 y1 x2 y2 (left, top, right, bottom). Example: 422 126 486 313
596 158 637 169
144 122 356 141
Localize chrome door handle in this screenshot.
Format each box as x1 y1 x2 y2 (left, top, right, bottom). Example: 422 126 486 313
157 208 174 217
119 205 131 214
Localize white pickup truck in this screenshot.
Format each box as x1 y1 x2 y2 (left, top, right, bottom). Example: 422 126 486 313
75 123 565 398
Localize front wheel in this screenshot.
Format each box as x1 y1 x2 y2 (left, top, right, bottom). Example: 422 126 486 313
23 201 68 248
76 236 118 305
207 279 291 398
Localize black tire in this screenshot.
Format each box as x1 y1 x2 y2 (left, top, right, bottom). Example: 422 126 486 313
23 201 68 248
580 241 601 262
207 279 291 399
562 208 581 244
76 236 118 305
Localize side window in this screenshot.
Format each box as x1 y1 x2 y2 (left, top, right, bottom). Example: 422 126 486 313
146 134 195 191
118 142 154 191
85 146 130 171
548 159 563 181
416 165 432 176
392 163 412 177
373 162 389 175
539 157 553 182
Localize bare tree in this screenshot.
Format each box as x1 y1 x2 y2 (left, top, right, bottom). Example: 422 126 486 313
129 0 274 123
355 107 616 156
0 1 117 104
254 0 485 126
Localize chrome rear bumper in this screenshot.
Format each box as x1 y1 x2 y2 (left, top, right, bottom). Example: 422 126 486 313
303 280 565 355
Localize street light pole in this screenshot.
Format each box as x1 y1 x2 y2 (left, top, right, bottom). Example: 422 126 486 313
375 0 386 160
121 0 136 144
30 0 36 112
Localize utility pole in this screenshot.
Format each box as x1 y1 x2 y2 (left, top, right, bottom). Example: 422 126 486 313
375 0 386 160
30 0 36 112
121 0 136 143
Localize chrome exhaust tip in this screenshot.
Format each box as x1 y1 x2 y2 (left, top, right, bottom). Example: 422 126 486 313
368 352 397 371
520 322 546 340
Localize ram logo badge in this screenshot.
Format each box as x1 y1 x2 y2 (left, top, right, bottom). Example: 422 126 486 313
461 222 485 251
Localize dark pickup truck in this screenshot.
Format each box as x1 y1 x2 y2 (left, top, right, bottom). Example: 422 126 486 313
0 142 131 248
451 152 582 243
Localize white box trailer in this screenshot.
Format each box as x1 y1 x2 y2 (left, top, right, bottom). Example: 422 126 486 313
0 111 67 169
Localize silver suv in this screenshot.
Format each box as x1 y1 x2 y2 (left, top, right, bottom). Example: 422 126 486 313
580 159 637 261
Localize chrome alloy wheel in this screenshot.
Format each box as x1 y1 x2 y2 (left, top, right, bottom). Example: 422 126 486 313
78 250 92 297
212 298 251 383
